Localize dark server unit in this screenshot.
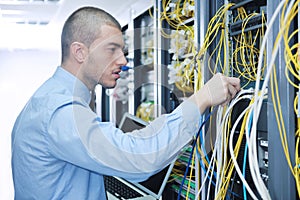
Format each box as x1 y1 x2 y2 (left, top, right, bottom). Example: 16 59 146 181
226 1 269 199
133 7 155 121
158 0 198 199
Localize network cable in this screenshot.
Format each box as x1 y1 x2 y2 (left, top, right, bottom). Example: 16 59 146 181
177 108 216 200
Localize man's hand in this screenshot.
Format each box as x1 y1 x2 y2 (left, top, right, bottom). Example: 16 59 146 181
190 73 241 114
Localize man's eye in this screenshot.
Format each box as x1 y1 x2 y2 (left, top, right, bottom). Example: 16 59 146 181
108 48 116 52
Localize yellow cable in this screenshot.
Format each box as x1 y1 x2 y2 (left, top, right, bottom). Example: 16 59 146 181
185 148 195 200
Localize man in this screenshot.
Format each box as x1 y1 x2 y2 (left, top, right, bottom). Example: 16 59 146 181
11 6 240 200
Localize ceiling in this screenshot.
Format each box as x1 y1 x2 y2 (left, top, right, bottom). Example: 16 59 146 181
0 0 152 50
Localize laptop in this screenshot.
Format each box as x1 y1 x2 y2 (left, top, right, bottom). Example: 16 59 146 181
105 112 175 200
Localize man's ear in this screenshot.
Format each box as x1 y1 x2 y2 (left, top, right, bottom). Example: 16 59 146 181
70 42 88 63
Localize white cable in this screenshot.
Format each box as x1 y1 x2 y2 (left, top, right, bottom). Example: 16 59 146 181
195 135 219 200
212 89 254 198
229 100 259 200
217 89 254 180
249 1 289 199
214 107 223 195
215 105 230 197
250 1 295 199
196 89 256 200
253 2 295 197
252 1 285 198
215 105 228 196
206 154 216 200
196 109 229 200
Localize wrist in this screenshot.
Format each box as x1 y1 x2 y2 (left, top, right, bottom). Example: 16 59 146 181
190 86 211 114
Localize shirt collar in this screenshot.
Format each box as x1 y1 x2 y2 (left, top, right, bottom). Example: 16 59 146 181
53 66 91 104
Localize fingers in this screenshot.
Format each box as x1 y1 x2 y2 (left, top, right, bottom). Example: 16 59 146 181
221 84 236 106
199 73 241 108
221 75 241 106
228 82 239 98
227 76 241 91
220 74 240 95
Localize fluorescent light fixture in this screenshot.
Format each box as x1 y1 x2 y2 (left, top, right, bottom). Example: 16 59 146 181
0 9 27 15
0 22 61 50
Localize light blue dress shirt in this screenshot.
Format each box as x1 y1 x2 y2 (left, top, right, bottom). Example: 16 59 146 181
11 66 202 200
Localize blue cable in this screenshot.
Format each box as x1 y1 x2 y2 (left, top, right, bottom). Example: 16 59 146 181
243 111 253 200
199 127 211 168
196 152 241 199
243 143 248 200
195 130 240 199
177 110 214 200
196 130 217 178
176 107 242 200
195 144 231 200
121 65 133 71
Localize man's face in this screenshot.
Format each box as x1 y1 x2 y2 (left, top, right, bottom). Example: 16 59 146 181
80 25 127 89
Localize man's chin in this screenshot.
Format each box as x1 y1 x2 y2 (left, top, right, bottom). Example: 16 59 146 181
101 83 116 89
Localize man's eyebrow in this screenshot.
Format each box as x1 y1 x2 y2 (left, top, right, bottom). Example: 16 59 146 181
106 42 123 48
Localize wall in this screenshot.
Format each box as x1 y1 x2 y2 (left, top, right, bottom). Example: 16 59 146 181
0 49 60 199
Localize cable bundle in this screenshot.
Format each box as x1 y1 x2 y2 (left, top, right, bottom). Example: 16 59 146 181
161 0 197 94
196 3 234 77
276 0 300 196
163 0 300 199
231 7 267 88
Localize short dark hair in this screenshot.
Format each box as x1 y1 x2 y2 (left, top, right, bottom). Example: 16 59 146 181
61 6 121 64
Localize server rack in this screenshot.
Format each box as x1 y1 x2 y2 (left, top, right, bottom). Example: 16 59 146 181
156 0 204 199
228 1 268 198
133 6 157 122
158 0 299 199
203 0 299 199
267 0 297 199
101 1 300 199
